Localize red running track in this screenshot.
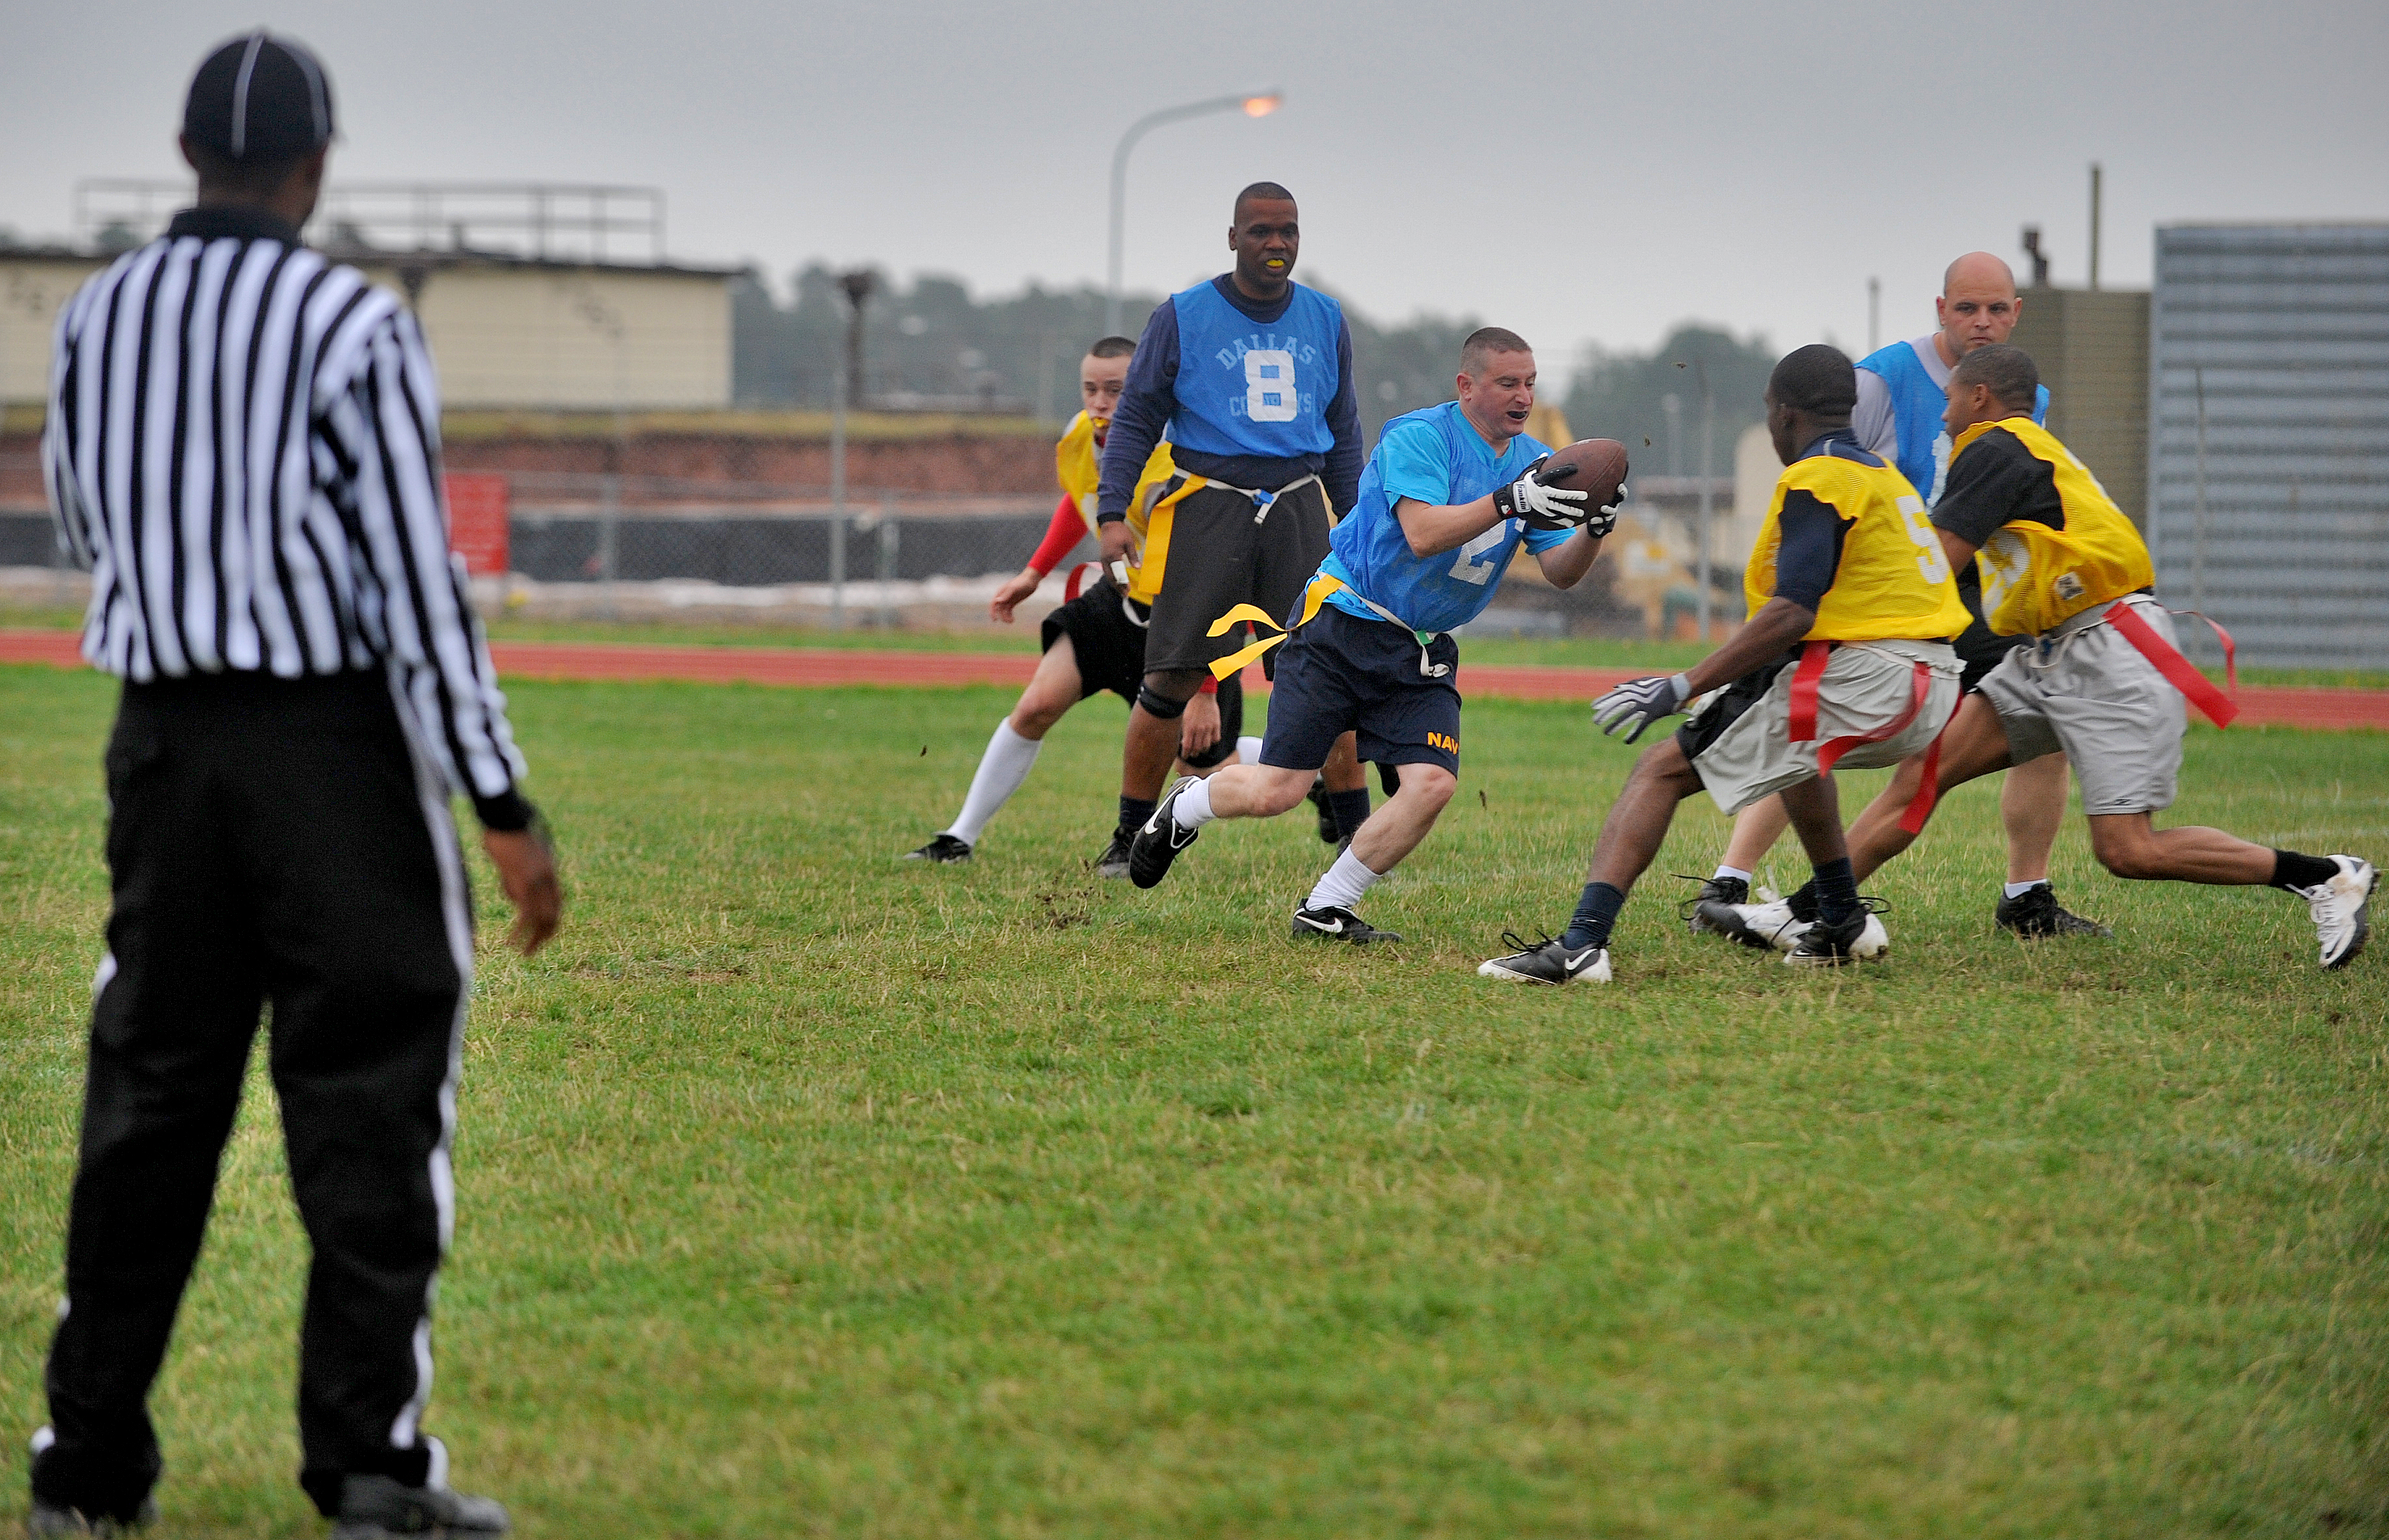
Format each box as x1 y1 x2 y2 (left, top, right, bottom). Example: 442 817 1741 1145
6 629 2386 731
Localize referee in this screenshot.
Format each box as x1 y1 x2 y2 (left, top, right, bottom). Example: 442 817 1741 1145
26 33 555 1537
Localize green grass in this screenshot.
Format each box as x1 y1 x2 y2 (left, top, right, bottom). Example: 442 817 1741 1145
8 604 2384 687
5 662 2388 1537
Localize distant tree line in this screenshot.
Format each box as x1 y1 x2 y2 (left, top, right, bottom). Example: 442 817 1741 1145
731 264 1775 459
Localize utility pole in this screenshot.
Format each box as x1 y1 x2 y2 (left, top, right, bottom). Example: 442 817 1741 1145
1106 90 1281 336
1694 361 1716 644
2089 162 2104 290
1868 276 1881 353
829 269 873 633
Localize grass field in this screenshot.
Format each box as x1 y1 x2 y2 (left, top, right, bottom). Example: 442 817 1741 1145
5 661 2387 1537
9 604 2383 688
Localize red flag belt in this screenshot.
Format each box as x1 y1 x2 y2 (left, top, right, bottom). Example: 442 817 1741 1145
2102 600 2239 726
1785 641 1956 834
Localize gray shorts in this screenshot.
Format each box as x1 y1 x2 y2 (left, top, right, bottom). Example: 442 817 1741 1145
1974 598 2185 816
1682 639 1962 815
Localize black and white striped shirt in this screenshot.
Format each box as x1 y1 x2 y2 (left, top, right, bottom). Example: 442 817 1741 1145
44 205 530 826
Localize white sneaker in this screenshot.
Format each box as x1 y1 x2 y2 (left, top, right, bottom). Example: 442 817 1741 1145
1736 898 1813 952
2299 856 2377 970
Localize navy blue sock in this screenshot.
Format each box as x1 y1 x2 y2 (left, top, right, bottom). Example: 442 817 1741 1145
1119 795 1155 836
1811 857 1858 925
1561 882 1627 951
1328 789 1373 841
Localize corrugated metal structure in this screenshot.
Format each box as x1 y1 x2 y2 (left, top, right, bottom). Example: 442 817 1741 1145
2009 288 2150 526
2149 224 2389 670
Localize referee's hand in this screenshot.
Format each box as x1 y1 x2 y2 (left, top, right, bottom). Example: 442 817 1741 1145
483 825 564 955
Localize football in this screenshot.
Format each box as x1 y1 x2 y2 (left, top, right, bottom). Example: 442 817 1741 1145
1538 438 1631 509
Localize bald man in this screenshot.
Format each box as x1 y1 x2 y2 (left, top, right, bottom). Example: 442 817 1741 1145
1693 253 2106 949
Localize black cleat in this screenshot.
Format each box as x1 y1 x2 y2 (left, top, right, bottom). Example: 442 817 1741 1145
1996 882 2111 938
1291 903 1400 943
1093 828 1134 880
904 833 972 865
332 1474 510 1539
1306 774 1338 844
1476 930 1611 985
1784 905 1887 967
1127 777 1201 889
1681 874 1750 936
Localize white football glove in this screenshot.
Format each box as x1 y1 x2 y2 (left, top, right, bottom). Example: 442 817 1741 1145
1491 456 1592 530
1592 673 1692 743
1582 483 1626 540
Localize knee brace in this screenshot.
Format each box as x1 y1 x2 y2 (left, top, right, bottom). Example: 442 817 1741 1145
1136 683 1188 720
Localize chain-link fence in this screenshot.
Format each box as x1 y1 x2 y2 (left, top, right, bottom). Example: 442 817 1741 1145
479 470 1066 628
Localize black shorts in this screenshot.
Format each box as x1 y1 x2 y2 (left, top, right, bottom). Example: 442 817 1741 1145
1140 477 1334 677
1676 650 1798 762
1955 616 2028 695
1039 581 1243 768
1257 605 1462 777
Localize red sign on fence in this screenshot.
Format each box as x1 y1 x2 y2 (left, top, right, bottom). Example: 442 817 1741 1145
444 473 510 576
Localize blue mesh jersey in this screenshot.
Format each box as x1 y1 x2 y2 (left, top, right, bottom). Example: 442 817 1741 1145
1316 402 1573 635
1163 278 1346 462
1857 337 2047 506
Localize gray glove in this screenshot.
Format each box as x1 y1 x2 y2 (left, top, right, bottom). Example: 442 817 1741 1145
1592 672 1692 742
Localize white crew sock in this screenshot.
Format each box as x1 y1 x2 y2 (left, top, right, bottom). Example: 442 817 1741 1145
1171 774 1216 831
1714 864 1753 884
2004 879 2049 900
1306 847 1384 913
1237 734 1266 765
944 719 1042 846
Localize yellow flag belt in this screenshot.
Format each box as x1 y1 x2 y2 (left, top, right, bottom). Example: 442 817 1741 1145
1206 573 1451 681
1205 573 1346 681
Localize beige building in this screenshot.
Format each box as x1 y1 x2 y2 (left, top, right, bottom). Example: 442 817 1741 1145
1 246 736 412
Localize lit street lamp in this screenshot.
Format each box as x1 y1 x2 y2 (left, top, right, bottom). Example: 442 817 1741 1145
1106 90 1281 337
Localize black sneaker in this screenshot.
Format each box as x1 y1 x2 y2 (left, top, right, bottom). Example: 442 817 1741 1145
1127 777 1201 889
332 1473 510 1539
1306 774 1338 844
1995 882 2110 938
1680 874 1750 936
1291 903 1401 943
26 1497 154 1537
1476 931 1611 985
1784 907 1883 967
903 833 972 865
1093 828 1134 880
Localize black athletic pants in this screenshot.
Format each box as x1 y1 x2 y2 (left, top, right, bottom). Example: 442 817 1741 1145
33 669 470 1520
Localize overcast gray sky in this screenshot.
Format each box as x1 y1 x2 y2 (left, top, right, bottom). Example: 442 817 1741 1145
9 0 2386 362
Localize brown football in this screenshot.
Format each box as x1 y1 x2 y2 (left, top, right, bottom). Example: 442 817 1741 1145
1538 438 1630 509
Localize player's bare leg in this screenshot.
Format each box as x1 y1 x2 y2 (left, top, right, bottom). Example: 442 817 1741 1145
2000 751 2066 882
908 636 1087 863
1841 694 2015 880
1121 667 1207 800
1009 637 1085 740
1719 796 1791 874
1584 739 1706 892
2085 816 2280 884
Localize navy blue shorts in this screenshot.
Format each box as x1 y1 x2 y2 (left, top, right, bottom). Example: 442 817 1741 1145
1258 605 1462 776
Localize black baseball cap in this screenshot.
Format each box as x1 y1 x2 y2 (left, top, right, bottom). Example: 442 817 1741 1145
183 31 335 163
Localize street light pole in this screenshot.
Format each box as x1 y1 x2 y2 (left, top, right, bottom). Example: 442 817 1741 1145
1106 89 1282 337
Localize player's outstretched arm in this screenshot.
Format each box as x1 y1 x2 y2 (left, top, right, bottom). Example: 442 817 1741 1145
1682 597 1816 697
1590 597 1815 742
